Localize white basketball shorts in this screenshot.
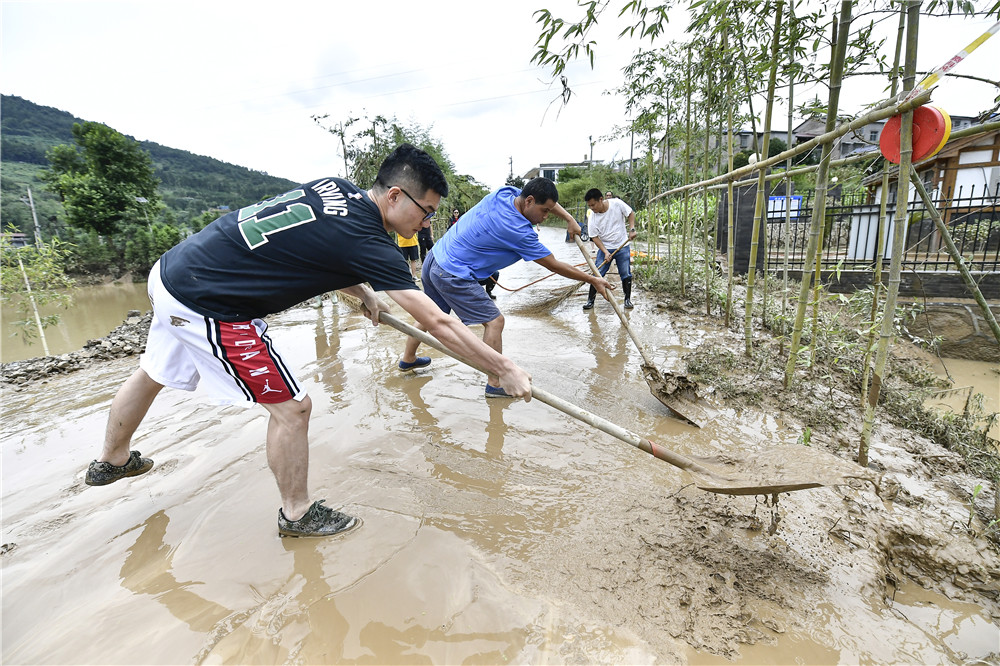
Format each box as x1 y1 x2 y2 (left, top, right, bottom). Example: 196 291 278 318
139 261 306 406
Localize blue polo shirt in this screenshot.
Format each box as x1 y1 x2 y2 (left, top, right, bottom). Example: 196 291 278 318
431 187 551 280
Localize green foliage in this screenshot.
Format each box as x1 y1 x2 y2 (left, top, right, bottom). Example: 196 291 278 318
312 111 490 222
0 234 75 344
124 223 182 275
40 121 160 235
554 164 613 211
2 94 299 245
505 174 526 188
60 228 117 275
733 150 753 169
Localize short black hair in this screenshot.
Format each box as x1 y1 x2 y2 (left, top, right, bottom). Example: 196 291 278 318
375 143 449 198
584 188 603 202
521 177 559 205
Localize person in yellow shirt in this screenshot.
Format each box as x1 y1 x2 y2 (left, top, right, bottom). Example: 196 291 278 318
396 231 420 279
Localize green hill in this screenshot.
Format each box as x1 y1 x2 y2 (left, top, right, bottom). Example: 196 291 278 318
1 94 299 236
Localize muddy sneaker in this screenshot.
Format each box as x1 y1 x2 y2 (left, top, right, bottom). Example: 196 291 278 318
85 451 154 486
485 384 514 399
278 500 361 538
398 356 431 372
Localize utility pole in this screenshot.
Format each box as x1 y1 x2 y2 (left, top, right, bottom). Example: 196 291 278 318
509 156 513 179
24 187 42 244
135 197 151 231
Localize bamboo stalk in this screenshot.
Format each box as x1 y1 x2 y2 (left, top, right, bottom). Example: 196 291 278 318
859 0 921 468
783 1 853 388
703 46 714 316
744 0 785 356
725 26 736 329
861 7 906 410
781 0 795 346
682 46 693 296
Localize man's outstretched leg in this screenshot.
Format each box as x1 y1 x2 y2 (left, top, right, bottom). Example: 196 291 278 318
86 368 161 486
265 396 359 537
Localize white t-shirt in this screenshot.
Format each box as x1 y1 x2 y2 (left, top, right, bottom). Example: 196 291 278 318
588 198 633 250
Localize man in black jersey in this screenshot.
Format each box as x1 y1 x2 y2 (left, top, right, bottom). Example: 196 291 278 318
84 144 532 538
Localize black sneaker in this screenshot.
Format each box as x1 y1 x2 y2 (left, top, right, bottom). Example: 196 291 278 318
624 299 634 309
85 451 154 486
582 299 595 310
278 500 361 538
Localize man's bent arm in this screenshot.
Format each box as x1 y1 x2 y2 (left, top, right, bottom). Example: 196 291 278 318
385 289 532 400
534 254 613 298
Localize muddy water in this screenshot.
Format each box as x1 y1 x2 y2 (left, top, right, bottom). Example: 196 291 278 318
2 228 997 664
1 280 151 362
926 356 1000 442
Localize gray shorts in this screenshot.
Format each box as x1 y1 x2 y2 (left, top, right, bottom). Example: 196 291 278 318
421 253 501 325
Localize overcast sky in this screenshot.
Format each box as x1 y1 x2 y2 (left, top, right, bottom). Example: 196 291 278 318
2 1 998 190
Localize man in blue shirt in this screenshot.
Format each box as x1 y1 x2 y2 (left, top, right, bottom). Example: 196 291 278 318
399 177 612 397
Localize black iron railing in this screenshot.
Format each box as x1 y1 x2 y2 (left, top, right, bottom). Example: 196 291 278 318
763 183 1000 273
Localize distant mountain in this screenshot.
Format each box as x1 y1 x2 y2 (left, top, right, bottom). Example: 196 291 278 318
1 94 299 233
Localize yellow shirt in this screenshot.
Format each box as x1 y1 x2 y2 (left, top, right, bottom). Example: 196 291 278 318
396 233 419 248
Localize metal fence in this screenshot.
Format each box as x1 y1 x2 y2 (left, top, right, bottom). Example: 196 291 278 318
762 183 1000 273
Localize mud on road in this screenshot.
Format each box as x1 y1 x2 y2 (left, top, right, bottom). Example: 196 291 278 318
2 236 998 663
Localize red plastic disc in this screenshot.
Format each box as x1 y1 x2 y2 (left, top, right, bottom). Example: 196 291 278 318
879 105 952 164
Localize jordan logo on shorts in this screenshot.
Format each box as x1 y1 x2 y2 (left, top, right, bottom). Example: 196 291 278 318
261 379 283 395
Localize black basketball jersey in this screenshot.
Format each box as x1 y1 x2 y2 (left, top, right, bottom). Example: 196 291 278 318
159 178 417 321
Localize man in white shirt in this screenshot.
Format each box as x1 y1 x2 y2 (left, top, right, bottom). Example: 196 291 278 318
583 188 637 309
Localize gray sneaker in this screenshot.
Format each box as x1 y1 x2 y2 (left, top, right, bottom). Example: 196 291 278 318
278 500 361 538
85 451 154 486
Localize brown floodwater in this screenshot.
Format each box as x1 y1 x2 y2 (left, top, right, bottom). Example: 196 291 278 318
1 280 152 362
925 356 1000 443
2 228 997 664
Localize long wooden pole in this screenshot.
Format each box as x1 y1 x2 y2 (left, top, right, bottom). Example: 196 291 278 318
743 0 784 356
781 1 795 343
16 253 50 356
783 2 852 388
703 46 714 316
724 26 736 329
862 7 906 410
652 89 933 201
681 46 693 296
859 0 921 468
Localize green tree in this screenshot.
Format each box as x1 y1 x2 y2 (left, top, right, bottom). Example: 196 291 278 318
312 112 490 221
40 122 160 235
506 174 526 188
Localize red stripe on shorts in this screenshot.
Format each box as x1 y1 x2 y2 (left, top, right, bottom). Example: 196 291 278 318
216 321 294 403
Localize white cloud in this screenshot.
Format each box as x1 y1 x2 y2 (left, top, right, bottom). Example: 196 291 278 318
3 0 997 192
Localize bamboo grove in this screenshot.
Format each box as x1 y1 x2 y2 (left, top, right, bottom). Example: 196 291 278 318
533 0 1000 467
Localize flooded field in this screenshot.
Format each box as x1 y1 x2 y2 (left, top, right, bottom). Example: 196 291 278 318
1 280 151 363
2 228 998 664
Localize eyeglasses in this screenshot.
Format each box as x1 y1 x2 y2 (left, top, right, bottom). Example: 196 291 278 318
399 187 435 221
